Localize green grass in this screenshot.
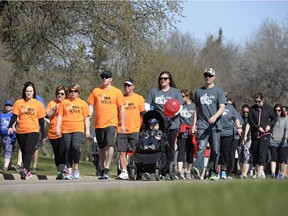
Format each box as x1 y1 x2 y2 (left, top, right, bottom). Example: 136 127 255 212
0 181 287 216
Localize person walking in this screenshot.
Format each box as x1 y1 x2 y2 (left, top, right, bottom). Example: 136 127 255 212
7 82 46 180
46 85 67 179
87 70 125 180
0 100 16 171
145 71 183 180
176 89 196 179
116 78 144 180
56 83 90 180
191 68 226 181
248 92 276 179
269 103 288 179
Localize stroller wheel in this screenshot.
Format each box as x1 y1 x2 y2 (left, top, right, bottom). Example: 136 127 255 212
155 168 160 181
169 161 176 180
130 167 137 180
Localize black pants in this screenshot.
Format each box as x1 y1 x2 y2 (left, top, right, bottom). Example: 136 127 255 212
50 138 66 166
16 132 39 171
220 135 233 167
168 129 178 163
177 136 193 164
227 138 240 176
251 134 271 166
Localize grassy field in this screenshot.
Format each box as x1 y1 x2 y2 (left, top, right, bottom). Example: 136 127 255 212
1 150 288 216
0 180 287 216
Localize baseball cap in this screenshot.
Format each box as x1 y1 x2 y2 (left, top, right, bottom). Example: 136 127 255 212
5 100 13 106
100 70 112 78
148 118 159 126
204 68 216 76
124 78 135 86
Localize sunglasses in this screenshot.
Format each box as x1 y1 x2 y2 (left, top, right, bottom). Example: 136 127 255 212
69 89 78 93
204 73 214 78
275 109 281 112
101 76 110 79
57 92 65 96
5 104 12 107
160 77 169 81
124 84 131 87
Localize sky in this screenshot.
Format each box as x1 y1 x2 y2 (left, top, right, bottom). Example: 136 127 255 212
174 1 288 44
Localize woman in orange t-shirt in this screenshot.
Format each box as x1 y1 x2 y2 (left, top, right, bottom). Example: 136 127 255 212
56 83 90 180
8 82 46 180
46 85 67 180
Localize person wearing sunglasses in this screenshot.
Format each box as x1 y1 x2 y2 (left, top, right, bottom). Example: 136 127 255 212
145 71 183 180
87 70 125 180
7 82 46 180
116 78 144 180
191 68 226 181
46 85 68 179
0 100 16 171
247 92 276 179
269 103 288 179
56 83 90 180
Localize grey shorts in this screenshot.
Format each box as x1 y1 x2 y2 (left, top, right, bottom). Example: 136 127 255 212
95 126 117 149
116 132 139 152
238 139 252 164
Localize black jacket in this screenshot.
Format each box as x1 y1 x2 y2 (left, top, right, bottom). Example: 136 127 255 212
248 103 277 139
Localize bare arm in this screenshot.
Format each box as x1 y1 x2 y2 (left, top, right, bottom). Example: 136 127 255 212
119 105 126 133
55 114 62 136
84 116 90 138
88 104 94 117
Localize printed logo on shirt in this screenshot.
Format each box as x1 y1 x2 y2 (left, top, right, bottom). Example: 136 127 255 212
180 108 194 118
125 101 136 110
20 105 35 116
155 95 172 105
98 93 111 104
200 93 214 105
223 108 229 116
64 103 80 113
1 118 10 130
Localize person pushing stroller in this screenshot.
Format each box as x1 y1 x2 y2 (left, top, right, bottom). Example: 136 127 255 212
142 118 163 150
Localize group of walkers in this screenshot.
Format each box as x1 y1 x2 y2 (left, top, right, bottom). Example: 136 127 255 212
1 68 287 181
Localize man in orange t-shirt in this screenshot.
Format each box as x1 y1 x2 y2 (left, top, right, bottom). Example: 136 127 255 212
87 70 125 180
116 78 145 180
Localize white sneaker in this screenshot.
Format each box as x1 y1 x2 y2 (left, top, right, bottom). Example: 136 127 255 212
118 171 129 180
257 171 266 179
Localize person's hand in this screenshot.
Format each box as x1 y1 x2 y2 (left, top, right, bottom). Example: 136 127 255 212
237 128 242 136
120 125 126 133
258 127 265 134
265 125 271 132
242 136 247 144
85 130 90 138
56 128 61 136
8 128 14 135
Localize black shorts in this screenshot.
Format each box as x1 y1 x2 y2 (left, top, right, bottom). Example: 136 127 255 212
116 132 139 152
95 126 117 149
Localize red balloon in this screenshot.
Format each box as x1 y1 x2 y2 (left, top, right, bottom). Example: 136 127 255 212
164 99 181 118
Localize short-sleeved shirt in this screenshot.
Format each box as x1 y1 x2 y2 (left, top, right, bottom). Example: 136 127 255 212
58 98 89 133
179 102 196 138
270 117 288 147
46 100 61 139
145 87 183 130
195 85 226 130
87 86 125 128
117 92 144 133
12 98 46 134
220 104 239 137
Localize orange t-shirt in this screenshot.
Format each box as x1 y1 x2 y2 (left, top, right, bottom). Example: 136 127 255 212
117 93 144 133
87 86 125 128
12 98 46 134
46 100 61 139
58 98 89 133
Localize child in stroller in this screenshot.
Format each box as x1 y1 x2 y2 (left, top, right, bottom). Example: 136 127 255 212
129 110 173 181
142 118 163 150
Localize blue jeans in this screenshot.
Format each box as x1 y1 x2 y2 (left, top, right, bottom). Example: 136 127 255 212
194 128 221 175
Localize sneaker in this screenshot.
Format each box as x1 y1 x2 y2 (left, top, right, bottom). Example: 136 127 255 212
220 170 227 179
31 167 37 174
20 168 31 180
257 171 266 179
185 172 192 180
100 169 110 180
74 169 80 179
1 167 8 171
118 170 129 180
148 145 155 150
271 173 276 178
64 173 74 180
12 165 22 172
164 173 171 180
176 169 185 179
96 169 102 177
210 173 219 181
56 172 64 180
240 173 248 179
278 173 285 179
191 167 201 179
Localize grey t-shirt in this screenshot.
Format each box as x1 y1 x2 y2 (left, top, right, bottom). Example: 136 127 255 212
220 104 239 137
145 87 183 130
179 102 196 138
195 85 226 130
270 117 288 147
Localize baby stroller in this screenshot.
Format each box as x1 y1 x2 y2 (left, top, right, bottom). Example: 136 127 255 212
128 110 174 181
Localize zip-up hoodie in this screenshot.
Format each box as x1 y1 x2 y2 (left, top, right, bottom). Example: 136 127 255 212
248 103 277 139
